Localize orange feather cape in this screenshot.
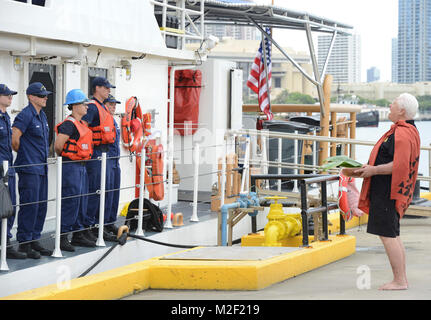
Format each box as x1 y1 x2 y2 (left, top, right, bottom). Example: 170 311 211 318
358 120 420 218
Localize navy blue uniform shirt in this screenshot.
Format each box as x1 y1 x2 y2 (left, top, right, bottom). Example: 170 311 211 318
108 120 120 168
0 110 15 176
12 103 49 175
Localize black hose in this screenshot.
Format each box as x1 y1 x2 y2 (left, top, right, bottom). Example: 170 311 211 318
127 233 204 249
78 232 128 278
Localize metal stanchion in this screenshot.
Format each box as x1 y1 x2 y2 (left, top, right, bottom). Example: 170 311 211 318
278 137 282 191
191 143 200 222
96 153 107 247
136 152 145 236
1 161 9 271
52 156 63 258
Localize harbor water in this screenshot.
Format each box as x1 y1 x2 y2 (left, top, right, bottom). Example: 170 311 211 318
355 121 431 188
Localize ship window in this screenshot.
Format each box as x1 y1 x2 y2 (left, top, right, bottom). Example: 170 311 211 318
13 0 46 7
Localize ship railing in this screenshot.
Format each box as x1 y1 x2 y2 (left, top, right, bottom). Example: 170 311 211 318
0 141 238 271
226 128 431 190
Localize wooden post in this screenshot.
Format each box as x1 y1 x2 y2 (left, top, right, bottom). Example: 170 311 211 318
319 74 332 166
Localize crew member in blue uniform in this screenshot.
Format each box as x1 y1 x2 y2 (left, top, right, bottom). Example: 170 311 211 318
12 82 53 259
55 89 95 251
0 84 26 259
81 77 117 242
104 94 122 236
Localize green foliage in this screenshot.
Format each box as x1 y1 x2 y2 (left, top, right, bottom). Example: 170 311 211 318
320 155 362 171
416 95 431 111
273 90 315 104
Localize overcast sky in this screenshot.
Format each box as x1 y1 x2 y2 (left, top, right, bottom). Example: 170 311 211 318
266 0 399 82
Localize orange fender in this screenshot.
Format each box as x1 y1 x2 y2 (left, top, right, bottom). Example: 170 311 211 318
338 173 353 222
150 143 164 201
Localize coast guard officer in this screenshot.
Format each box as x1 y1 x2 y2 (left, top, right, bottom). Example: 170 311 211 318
12 82 53 259
54 89 95 251
81 77 117 242
0 84 26 259
104 94 122 236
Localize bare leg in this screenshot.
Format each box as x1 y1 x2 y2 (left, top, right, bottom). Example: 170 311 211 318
378 236 408 290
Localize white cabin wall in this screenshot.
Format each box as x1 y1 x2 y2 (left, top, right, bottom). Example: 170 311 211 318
175 59 239 192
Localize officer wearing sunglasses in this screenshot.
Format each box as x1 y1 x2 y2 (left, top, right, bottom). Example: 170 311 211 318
11 82 52 259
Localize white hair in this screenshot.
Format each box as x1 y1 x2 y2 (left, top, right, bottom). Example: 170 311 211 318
397 93 418 119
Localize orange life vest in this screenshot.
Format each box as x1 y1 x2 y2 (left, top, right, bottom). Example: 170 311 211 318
88 99 116 146
55 116 93 161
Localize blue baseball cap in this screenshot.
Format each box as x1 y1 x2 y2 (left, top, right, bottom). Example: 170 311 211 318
92 77 116 89
104 94 121 104
26 82 52 96
0 84 17 96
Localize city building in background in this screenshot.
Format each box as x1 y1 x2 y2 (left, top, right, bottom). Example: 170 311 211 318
392 38 398 83
204 24 259 41
367 67 380 83
397 0 431 83
317 34 362 84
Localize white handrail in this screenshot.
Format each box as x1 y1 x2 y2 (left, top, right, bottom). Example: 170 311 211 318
52 156 62 258
96 153 107 247
1 161 9 271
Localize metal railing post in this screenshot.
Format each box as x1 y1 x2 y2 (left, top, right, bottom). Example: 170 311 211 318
52 156 63 258
278 137 282 191
1 161 9 271
191 143 200 222
96 153 107 247
136 152 146 235
321 180 329 241
300 179 309 247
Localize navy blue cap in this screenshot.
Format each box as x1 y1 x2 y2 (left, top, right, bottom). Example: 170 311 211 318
26 82 52 96
104 94 121 104
92 77 116 89
0 84 17 96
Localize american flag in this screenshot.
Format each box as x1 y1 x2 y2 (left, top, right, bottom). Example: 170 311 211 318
247 27 273 121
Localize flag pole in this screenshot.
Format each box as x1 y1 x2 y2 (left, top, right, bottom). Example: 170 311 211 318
261 28 271 119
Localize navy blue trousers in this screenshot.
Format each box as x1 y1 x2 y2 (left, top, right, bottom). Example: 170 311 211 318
85 150 113 227
16 173 48 243
61 162 89 233
105 163 121 224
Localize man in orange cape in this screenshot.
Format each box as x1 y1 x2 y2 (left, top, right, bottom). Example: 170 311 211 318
355 93 420 291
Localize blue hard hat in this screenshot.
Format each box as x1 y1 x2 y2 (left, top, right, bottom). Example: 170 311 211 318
63 89 90 106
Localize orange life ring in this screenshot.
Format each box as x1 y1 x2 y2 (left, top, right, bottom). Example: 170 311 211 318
121 96 144 153
338 173 354 222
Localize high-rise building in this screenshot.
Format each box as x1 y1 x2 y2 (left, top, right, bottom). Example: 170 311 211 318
204 25 259 41
367 67 380 83
397 0 431 83
392 38 398 82
317 34 361 84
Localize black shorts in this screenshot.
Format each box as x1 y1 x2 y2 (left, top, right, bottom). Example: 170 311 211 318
367 197 400 238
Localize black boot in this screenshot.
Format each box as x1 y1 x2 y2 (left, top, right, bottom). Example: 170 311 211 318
60 234 75 252
82 228 97 243
6 239 27 259
71 231 96 248
18 243 41 259
31 241 53 256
